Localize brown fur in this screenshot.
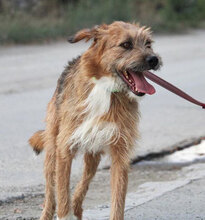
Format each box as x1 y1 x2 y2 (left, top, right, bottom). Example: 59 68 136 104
29 130 45 154
29 21 161 220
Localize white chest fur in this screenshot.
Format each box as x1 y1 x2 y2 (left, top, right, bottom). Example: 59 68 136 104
69 77 120 153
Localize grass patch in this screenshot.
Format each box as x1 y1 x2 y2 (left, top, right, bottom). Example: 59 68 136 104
0 14 68 44
1 0 205 44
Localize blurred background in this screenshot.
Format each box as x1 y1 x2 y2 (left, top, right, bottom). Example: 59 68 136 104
0 0 205 44
1 0 205 219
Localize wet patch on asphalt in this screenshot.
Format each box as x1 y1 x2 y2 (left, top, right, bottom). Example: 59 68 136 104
132 136 205 165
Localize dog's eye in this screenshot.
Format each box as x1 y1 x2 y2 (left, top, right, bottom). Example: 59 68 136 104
145 40 151 48
120 41 133 50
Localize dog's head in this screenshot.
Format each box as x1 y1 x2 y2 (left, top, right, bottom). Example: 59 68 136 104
69 21 162 97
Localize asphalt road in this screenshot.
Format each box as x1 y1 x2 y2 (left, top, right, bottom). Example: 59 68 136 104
124 172 205 220
0 30 205 201
84 162 205 220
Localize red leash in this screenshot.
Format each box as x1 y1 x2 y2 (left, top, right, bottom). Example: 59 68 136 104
144 71 205 109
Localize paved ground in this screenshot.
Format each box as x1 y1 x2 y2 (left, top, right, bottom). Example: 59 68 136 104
125 178 205 220
85 162 205 220
124 175 205 220
0 30 205 219
1 156 205 220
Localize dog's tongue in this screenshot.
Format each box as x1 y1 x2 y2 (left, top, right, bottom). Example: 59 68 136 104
130 70 156 95
143 71 205 109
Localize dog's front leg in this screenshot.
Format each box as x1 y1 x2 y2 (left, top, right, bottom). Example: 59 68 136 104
56 147 75 220
110 140 130 220
72 152 101 220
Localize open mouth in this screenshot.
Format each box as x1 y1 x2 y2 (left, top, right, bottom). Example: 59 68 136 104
120 70 205 109
120 69 156 96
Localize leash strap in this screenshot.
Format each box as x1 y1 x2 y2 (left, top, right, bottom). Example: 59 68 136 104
144 71 205 109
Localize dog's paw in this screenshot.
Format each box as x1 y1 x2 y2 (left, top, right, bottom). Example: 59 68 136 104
57 214 78 220
70 215 78 220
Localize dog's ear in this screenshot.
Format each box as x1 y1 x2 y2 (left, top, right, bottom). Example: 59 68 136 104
68 24 108 43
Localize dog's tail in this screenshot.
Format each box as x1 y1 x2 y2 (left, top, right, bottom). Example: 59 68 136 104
29 130 45 155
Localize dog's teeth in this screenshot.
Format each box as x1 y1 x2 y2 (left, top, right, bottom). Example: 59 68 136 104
135 88 138 91
124 71 129 79
129 80 132 83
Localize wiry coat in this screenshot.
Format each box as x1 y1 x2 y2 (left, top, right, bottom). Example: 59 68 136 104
29 21 161 220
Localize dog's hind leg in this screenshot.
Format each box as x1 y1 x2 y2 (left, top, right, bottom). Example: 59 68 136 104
40 143 56 220
56 147 76 220
40 97 59 220
110 139 130 220
72 153 101 219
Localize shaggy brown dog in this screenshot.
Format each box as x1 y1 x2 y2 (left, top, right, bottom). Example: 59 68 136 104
29 21 161 220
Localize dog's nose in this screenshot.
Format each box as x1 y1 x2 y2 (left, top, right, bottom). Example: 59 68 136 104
146 56 159 69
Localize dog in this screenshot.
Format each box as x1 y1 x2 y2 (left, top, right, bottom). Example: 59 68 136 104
29 21 161 220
